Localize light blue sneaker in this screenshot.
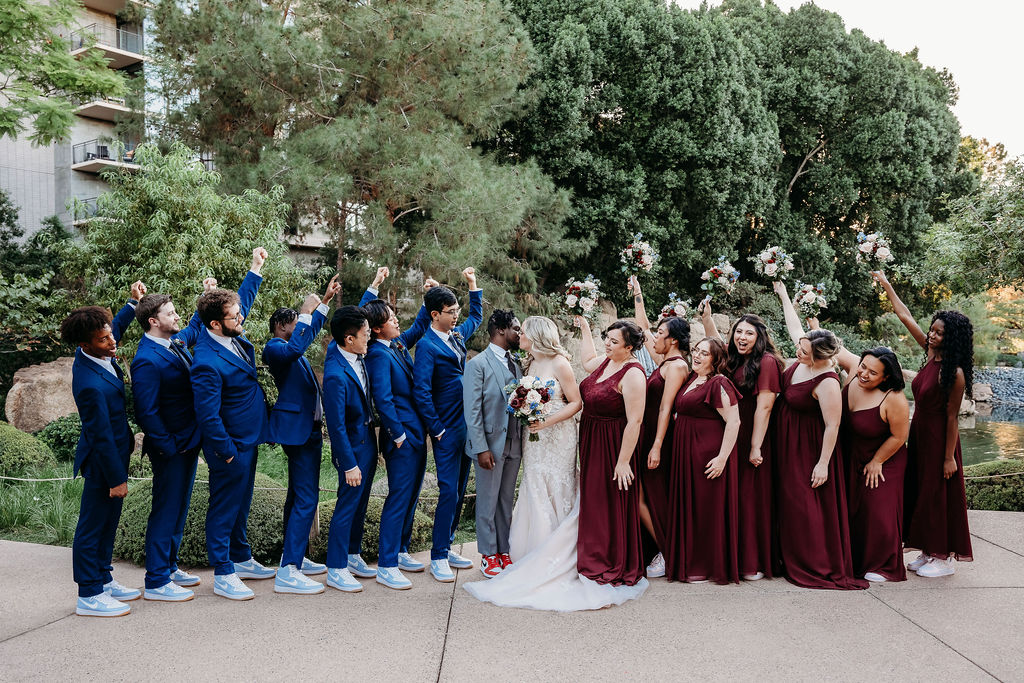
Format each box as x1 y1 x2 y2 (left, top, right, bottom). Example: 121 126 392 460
397 552 425 573
347 554 376 578
300 556 327 576
144 581 195 602
213 573 254 601
274 565 325 595
376 567 413 591
447 550 473 570
233 558 276 580
430 559 455 583
170 568 201 587
326 567 363 593
103 579 141 601
77 592 130 617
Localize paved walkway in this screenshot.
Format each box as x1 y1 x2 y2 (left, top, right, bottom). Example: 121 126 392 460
1 510 1022 681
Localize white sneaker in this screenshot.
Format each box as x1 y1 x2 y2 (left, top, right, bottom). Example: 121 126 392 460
743 572 764 581
906 552 929 572
213 573 255 600
144 581 195 601
916 557 956 578
863 572 887 583
103 579 141 601
274 565 325 595
646 552 666 578
76 592 131 617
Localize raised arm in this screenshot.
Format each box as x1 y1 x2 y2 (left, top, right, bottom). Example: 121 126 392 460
237 247 267 318
457 268 483 341
175 277 218 347
575 316 603 373
700 297 723 342
772 280 806 349
873 270 927 350
360 267 389 306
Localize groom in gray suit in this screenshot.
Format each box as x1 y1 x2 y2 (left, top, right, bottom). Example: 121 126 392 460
464 310 523 578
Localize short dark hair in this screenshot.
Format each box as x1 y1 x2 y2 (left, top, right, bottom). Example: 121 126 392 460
424 286 457 314
136 294 173 332
61 306 112 346
196 289 240 328
487 309 516 337
603 319 644 353
656 316 691 353
330 306 368 347
861 346 906 392
269 307 298 335
362 299 393 338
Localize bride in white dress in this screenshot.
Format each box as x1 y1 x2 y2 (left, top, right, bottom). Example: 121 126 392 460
464 316 649 611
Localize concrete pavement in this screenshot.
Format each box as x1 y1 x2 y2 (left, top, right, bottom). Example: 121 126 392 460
1 510 1022 681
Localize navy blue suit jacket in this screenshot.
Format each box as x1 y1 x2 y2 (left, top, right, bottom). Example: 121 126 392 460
71 301 137 485
412 289 483 438
190 274 267 460
263 307 328 445
322 341 376 472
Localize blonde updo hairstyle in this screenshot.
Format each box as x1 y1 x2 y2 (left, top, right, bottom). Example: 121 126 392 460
802 329 843 362
521 316 571 371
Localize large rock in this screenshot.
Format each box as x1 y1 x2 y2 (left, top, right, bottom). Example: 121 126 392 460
4 357 77 433
973 383 994 402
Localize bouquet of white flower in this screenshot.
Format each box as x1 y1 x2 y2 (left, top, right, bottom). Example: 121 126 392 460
563 275 602 327
505 375 556 442
750 245 795 281
620 233 657 277
659 293 691 321
700 257 740 297
793 281 828 319
855 231 894 267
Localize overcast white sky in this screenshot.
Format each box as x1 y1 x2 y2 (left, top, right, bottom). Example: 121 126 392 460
674 0 1024 159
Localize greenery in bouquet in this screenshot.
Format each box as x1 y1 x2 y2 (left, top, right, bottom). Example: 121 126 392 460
699 257 740 298
620 233 657 278
750 245 795 281
793 281 828 318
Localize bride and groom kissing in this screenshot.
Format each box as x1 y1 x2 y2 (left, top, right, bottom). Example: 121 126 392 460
464 313 647 611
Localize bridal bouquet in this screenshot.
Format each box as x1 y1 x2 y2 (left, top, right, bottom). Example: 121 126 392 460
620 233 657 277
793 282 827 319
750 245 795 281
855 231 895 267
659 293 691 321
505 376 556 442
699 257 740 298
563 275 603 327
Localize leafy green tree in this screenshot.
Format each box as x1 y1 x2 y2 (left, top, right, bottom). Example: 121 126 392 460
149 0 574 308
60 143 317 359
0 0 126 145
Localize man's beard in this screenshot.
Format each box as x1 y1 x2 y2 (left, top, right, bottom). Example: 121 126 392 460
222 326 243 338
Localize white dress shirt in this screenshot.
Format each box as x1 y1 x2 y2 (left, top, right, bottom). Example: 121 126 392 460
144 332 171 348
338 346 367 393
206 326 246 360
297 302 330 326
82 351 118 377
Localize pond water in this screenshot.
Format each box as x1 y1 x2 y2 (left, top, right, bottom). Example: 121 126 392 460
958 404 1024 466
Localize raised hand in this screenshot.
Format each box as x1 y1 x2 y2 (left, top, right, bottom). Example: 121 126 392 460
871 270 889 287
251 247 269 274
462 267 477 289
372 267 389 288
322 274 341 304
300 293 322 315
130 280 147 301
423 277 439 292
202 277 218 294
628 275 641 296
772 280 787 297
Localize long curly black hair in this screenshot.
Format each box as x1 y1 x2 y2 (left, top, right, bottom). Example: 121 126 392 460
725 314 784 393
930 310 974 399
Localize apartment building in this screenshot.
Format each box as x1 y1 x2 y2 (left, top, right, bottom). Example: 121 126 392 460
0 0 144 233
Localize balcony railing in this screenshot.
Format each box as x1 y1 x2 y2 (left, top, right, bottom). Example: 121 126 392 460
70 24 144 55
71 139 140 173
71 197 100 224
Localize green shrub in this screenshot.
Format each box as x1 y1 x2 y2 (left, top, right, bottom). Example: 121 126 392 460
965 460 1024 512
37 414 82 462
0 422 56 476
115 462 287 567
307 493 434 564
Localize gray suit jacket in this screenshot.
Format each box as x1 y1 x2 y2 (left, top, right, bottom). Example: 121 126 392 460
463 348 522 460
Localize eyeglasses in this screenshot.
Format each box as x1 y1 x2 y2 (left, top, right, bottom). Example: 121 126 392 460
222 312 244 323
691 347 710 358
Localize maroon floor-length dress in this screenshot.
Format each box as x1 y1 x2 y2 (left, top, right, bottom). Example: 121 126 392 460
663 374 740 584
841 386 908 581
775 364 866 590
732 357 782 578
577 358 646 587
638 357 685 555
904 358 973 561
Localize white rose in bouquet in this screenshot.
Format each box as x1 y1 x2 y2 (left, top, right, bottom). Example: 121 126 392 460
579 297 595 312
859 242 874 253
565 294 578 307
764 263 778 277
526 389 542 405
673 304 687 316
875 246 891 260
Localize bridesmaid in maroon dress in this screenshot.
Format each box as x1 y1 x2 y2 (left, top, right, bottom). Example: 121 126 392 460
772 282 866 590
664 337 741 584
574 316 648 587
701 302 783 581
874 271 974 577
638 316 690 578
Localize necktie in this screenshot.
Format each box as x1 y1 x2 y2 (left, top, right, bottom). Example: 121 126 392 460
306 358 323 422
169 343 191 368
448 334 463 360
231 338 253 366
358 355 377 423
505 351 517 377
111 359 124 382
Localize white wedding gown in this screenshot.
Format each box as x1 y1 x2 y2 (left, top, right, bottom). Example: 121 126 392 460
463 379 649 611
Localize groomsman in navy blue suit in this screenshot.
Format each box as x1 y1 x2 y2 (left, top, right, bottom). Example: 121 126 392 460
360 268 435 589
263 275 340 595
412 267 483 582
64 281 146 617
131 253 263 603
191 247 275 601
321 306 378 593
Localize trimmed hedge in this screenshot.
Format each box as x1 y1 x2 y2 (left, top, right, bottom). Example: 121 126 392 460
0 422 56 476
36 414 82 462
965 459 1024 512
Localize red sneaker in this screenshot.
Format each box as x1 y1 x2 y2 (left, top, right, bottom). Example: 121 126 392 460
480 554 503 578
499 553 512 569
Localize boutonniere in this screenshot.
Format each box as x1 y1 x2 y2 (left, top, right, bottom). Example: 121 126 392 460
172 339 186 349
510 349 528 365
451 331 463 344
393 340 406 352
